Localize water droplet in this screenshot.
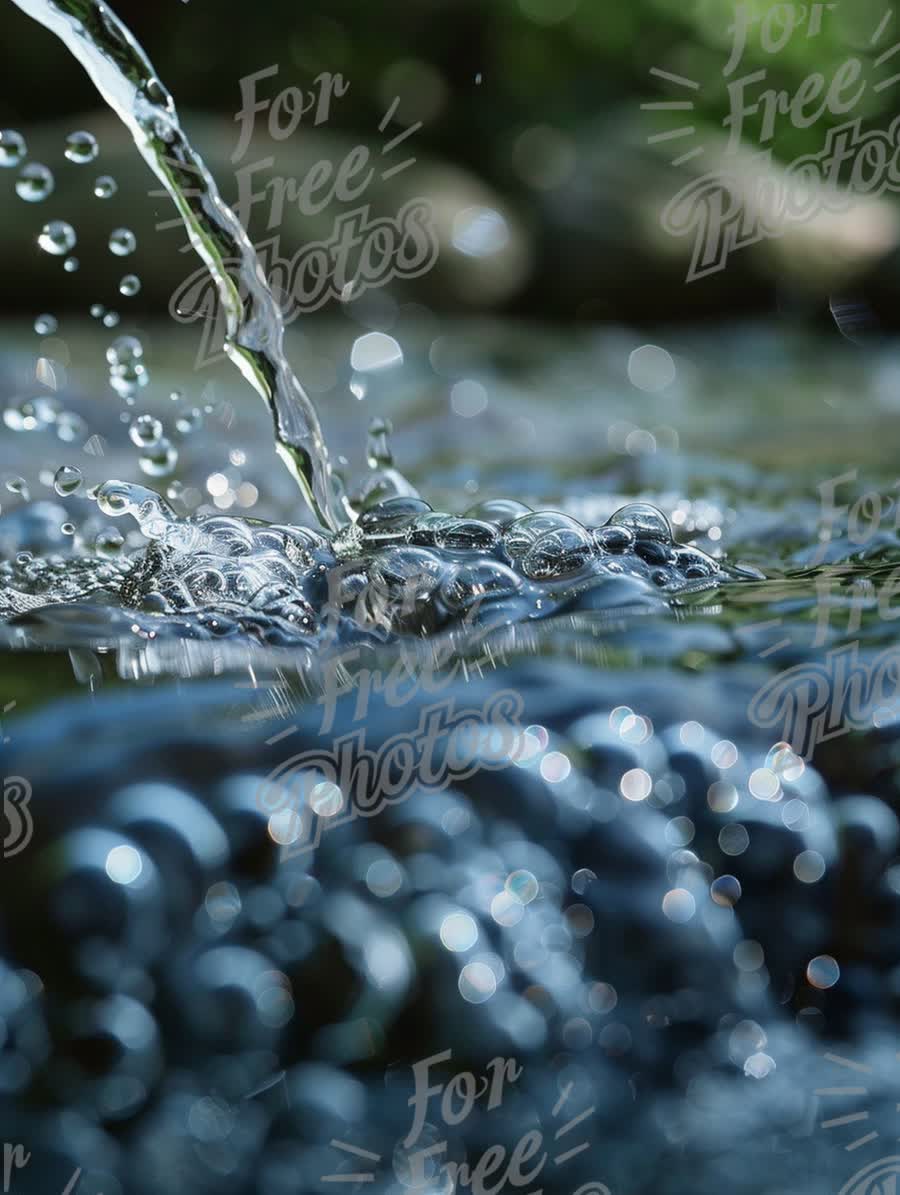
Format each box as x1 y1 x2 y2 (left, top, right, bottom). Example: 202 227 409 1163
90 303 105 319
366 417 394 469
109 227 137 256
61 522 75 536
139 439 178 477
174 407 202 435
53 465 83 496
351 332 403 372
16 162 54 202
93 174 117 199
63 257 79 272
56 411 87 443
34 313 58 335
107 336 142 366
119 273 141 296
0 129 26 168
6 477 30 501
64 130 99 164
102 311 120 328
38 220 76 256
94 528 124 558
129 414 163 447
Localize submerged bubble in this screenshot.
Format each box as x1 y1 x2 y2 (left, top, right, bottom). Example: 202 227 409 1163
119 273 141 297
0 129 26 168
139 439 178 478
129 415 163 447
16 162 54 202
34 313 58 335
53 465 83 496
109 227 137 256
64 130 99 164
93 174 117 199
38 220 77 256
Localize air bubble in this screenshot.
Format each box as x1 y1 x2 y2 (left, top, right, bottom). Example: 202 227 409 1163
608 502 673 543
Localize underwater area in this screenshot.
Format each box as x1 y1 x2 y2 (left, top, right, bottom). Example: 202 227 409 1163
3 1 900 1193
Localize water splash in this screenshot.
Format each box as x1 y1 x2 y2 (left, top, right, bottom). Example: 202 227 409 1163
10 0 346 530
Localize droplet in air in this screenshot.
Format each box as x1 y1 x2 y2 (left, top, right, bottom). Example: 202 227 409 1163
6 478 29 501
34 313 58 335
63 257 79 272
38 220 76 256
93 174 117 199
0 130 26 168
139 439 178 477
350 332 403 372
119 274 141 297
129 414 163 447
174 408 202 435
53 465 83 496
64 130 99 164
16 163 54 202
109 227 137 256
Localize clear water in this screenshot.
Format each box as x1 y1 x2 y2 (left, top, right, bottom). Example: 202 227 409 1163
5 6 900 1195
